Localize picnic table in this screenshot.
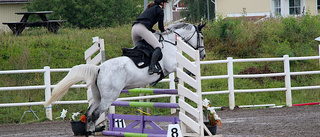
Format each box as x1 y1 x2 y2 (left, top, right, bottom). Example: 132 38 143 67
2 11 66 35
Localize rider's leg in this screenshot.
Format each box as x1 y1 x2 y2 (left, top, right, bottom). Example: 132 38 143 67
132 23 162 49
148 47 163 74
131 24 142 47
131 23 163 75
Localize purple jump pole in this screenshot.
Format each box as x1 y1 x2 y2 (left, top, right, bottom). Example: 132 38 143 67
121 88 178 94
111 101 179 108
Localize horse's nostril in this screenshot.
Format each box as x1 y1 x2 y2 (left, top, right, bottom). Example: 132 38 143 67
204 54 206 58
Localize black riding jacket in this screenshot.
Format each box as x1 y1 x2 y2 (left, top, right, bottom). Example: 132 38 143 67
133 4 165 33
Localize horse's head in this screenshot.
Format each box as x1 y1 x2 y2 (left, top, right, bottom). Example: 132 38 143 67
167 23 206 60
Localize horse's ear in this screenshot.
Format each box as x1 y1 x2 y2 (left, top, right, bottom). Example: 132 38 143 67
198 23 206 31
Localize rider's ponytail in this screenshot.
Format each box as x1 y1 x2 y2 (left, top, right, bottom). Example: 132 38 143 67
147 2 156 9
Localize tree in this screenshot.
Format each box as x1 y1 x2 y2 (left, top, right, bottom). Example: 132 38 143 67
180 0 215 22
26 0 143 28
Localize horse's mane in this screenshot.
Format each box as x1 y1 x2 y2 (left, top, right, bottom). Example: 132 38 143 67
167 23 193 31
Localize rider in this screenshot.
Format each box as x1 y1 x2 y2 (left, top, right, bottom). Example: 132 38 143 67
132 0 168 75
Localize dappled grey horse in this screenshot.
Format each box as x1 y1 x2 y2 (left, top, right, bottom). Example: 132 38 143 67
44 22 206 136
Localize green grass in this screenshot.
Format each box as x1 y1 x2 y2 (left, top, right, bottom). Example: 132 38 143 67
1 15 320 124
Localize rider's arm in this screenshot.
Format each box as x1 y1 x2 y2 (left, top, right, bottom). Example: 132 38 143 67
157 7 165 32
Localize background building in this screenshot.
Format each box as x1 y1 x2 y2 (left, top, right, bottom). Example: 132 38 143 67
0 0 31 32
216 0 319 18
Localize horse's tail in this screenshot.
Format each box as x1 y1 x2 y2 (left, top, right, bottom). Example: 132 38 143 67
43 64 99 107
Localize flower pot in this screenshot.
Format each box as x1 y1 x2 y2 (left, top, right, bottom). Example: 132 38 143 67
204 122 217 135
70 121 86 136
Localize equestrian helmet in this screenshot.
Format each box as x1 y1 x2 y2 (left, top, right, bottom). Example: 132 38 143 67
154 0 168 4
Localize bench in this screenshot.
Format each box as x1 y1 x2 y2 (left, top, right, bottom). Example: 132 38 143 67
3 20 66 35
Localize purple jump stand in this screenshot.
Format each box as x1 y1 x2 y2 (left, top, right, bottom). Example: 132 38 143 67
102 131 167 137
102 113 179 136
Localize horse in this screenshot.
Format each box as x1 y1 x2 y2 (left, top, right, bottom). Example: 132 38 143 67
43 22 206 136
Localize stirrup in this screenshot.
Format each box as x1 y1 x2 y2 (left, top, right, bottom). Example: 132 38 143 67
148 66 160 75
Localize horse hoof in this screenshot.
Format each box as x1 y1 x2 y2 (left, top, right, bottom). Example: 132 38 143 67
86 131 95 137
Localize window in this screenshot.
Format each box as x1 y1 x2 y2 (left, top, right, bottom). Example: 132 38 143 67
274 0 281 15
318 0 320 14
289 0 301 15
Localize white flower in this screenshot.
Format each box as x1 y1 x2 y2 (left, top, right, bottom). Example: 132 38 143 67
202 98 210 107
207 107 221 120
207 107 216 114
214 114 221 120
71 112 80 120
60 109 68 119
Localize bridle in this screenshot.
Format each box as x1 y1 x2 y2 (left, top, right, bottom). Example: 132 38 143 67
159 25 205 55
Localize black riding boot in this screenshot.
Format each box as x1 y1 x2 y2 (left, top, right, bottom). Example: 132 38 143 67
148 47 163 75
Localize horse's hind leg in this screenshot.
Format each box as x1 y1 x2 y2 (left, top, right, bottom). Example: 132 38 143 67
86 84 122 135
85 82 101 136
85 95 119 136
88 63 126 136
85 101 99 136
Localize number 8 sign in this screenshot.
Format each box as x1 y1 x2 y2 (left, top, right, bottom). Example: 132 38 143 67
167 124 182 137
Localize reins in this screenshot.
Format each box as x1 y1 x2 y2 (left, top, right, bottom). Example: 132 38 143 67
158 34 176 47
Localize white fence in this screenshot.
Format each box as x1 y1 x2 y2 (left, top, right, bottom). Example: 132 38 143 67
200 55 320 109
1 54 320 118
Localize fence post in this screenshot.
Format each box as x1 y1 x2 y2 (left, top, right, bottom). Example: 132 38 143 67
169 72 177 114
284 55 292 107
44 66 52 120
227 57 235 110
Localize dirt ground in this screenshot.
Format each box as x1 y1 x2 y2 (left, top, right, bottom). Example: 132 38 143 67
0 105 319 137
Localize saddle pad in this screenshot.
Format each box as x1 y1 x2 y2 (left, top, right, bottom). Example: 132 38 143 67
122 40 154 68
122 40 165 86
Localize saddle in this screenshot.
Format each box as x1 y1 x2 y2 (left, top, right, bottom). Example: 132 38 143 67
122 40 165 86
